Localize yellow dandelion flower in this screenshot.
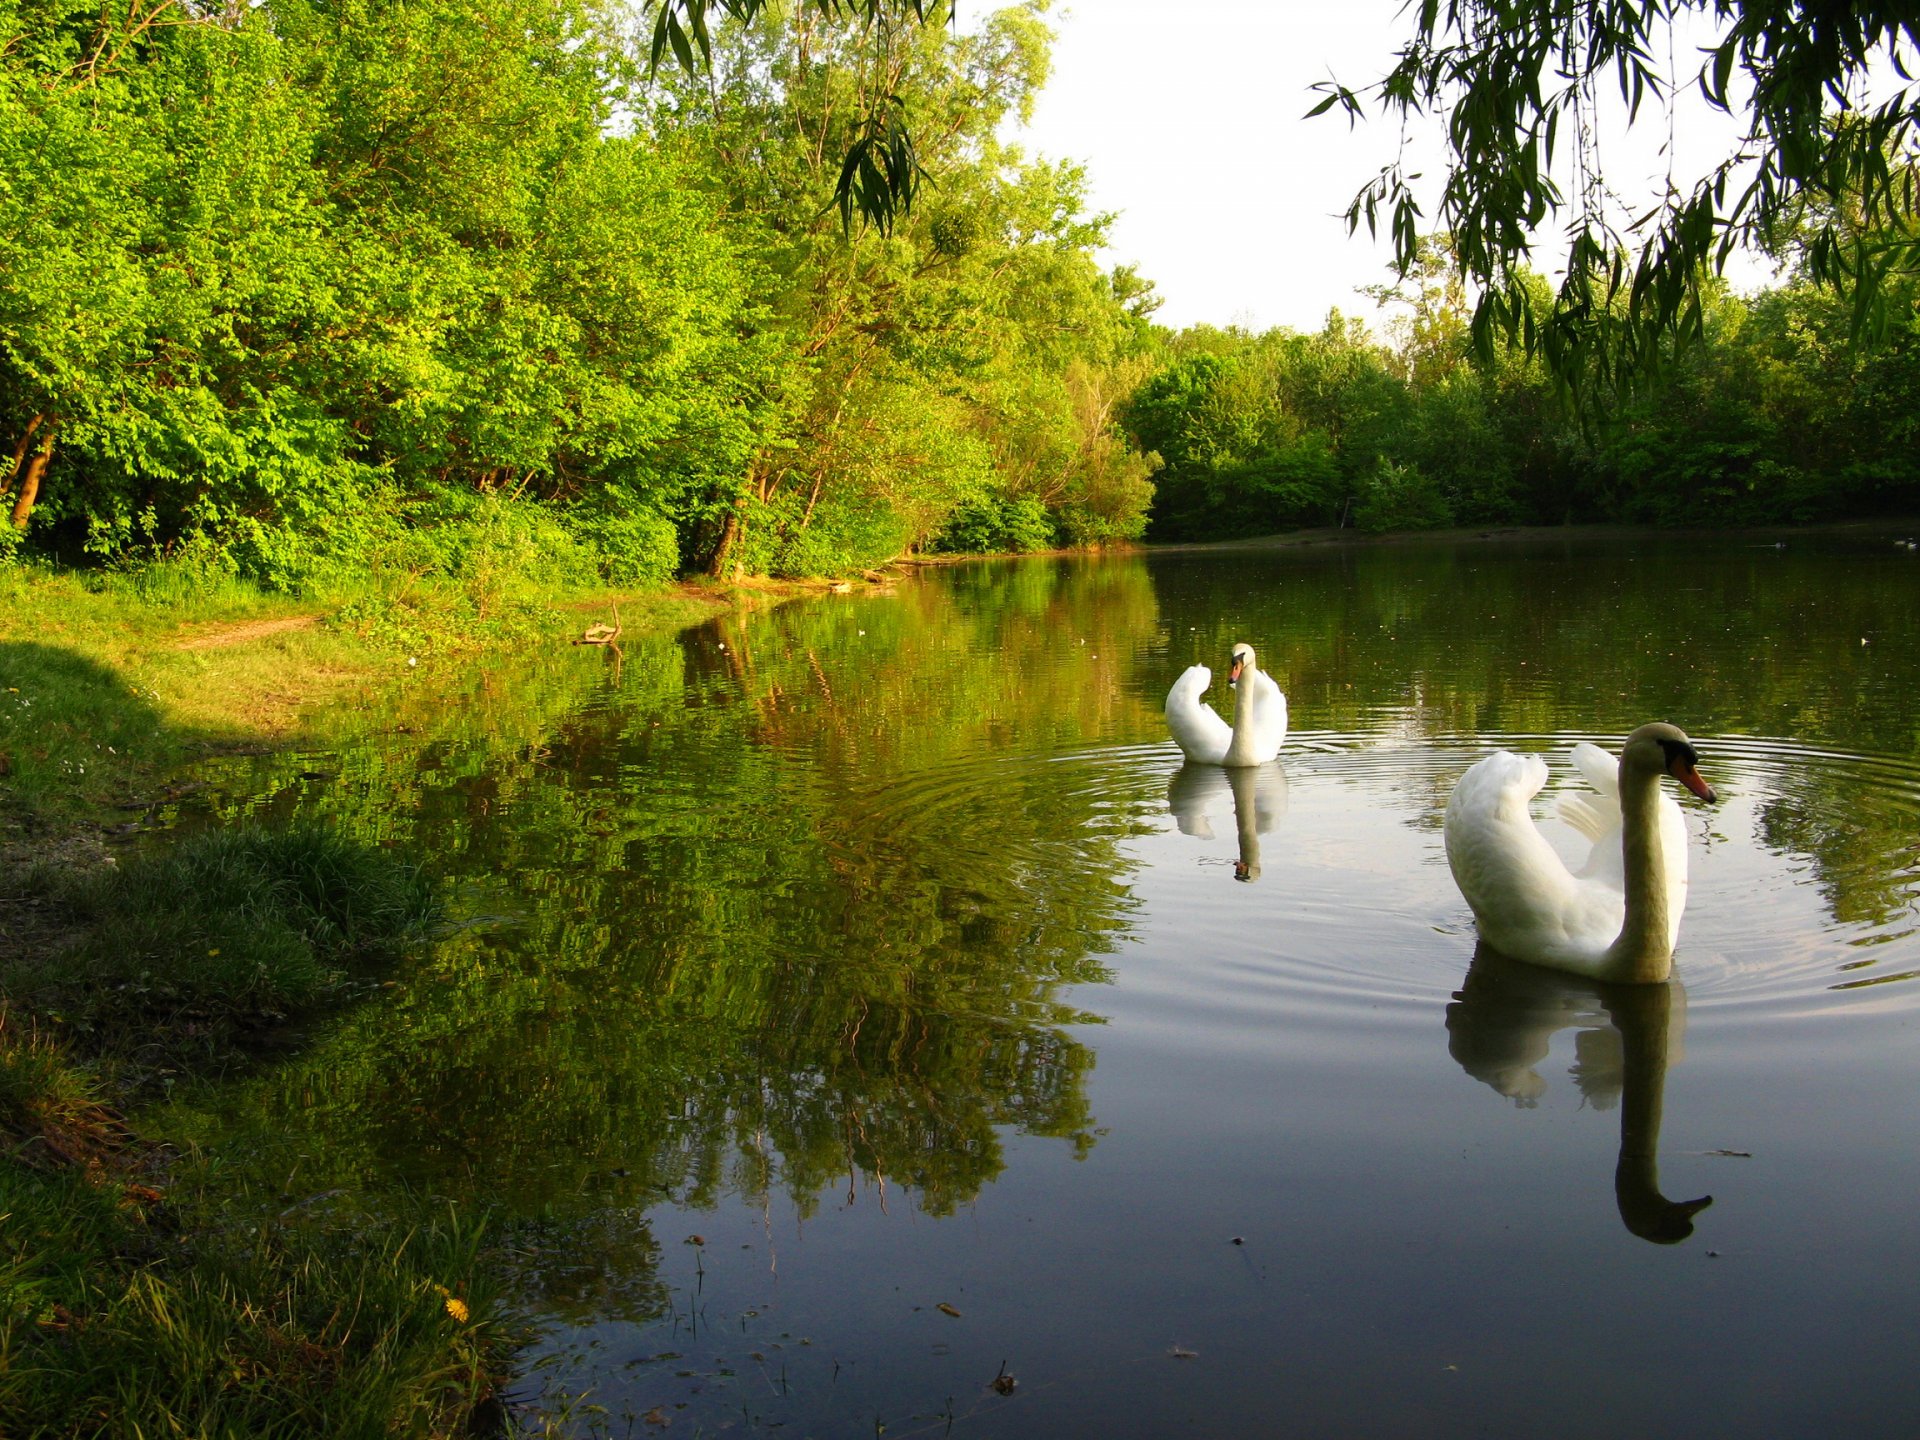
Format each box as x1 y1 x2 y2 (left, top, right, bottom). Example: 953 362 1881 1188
445 1296 470 1323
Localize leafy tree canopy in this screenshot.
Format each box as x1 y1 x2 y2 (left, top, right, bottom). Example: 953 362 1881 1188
643 0 956 233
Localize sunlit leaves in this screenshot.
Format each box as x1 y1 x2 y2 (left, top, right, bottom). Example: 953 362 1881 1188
0 0 780 572
640 6 1152 572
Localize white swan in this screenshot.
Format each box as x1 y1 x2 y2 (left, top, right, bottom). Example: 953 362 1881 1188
1165 643 1287 766
1443 723 1717 983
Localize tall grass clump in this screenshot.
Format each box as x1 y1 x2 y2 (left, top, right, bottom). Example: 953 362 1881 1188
8 828 439 1070
0 1156 501 1438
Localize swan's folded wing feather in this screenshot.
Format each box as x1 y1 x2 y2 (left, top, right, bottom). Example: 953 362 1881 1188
1559 742 1623 841
1558 794 1614 842
1445 752 1558 909
1569 742 1619 796
1446 750 1609 963
1166 665 1231 762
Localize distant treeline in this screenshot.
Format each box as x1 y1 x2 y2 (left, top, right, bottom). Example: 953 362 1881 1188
2 2 1914 599
1132 240 1920 542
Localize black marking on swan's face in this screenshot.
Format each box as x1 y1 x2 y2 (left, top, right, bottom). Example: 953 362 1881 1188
1657 736 1717 802
1657 736 1698 770
1229 645 1253 684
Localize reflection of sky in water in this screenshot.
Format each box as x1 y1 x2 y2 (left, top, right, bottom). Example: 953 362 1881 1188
184 536 1920 1437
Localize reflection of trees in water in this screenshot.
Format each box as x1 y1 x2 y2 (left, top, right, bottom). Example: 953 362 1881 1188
170 542 1915 1283
1151 537 1920 752
188 561 1157 1241
1757 777 1920 937
1446 950 1712 1244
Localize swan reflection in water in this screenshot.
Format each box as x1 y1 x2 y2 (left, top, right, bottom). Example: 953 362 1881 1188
1446 949 1714 1244
1167 761 1288 882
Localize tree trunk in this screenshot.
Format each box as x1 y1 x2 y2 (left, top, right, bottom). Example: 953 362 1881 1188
710 499 747 579
9 419 54 530
4 415 45 513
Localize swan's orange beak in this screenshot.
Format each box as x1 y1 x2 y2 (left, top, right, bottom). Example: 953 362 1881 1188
1672 761 1717 802
1228 659 1244 684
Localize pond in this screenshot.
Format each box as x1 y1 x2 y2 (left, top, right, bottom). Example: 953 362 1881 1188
170 531 1920 1437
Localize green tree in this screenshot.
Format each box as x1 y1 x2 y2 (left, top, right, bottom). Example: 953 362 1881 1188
649 2 1153 574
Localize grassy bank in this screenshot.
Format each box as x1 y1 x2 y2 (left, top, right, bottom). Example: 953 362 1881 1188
0 560 749 1436
0 558 735 827
0 826 500 1436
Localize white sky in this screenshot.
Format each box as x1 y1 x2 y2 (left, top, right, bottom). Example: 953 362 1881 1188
1010 0 1428 333
1005 0 1782 335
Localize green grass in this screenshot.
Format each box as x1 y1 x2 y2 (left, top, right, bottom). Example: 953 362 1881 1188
0 1156 502 1438
8 827 439 1075
0 556 737 830
0 555 753 1436
0 838 499 1437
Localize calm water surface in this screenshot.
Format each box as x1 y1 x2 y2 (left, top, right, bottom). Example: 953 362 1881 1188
177 534 1920 1437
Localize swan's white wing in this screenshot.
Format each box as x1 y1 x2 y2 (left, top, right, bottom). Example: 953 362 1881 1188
1166 665 1230 764
1559 742 1621 841
1445 750 1622 973
1570 742 1619 797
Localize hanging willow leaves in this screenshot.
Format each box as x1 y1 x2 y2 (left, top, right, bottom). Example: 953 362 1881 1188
1314 1 1920 398
644 0 949 233
833 96 926 235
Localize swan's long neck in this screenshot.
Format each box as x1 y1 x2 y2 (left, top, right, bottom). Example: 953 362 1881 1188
1223 661 1260 764
1606 761 1673 982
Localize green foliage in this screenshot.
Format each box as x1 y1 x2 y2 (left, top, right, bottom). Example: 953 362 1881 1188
936 494 1057 553
1126 337 1367 540
0 0 765 576
656 3 1155 573
1122 239 1920 540
0 0 1152 586
568 492 682 588
1353 458 1455 533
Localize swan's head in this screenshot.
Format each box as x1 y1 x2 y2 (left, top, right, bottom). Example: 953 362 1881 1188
1228 643 1256 685
1624 723 1717 802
